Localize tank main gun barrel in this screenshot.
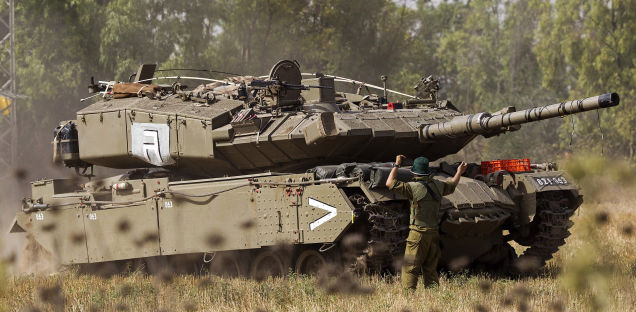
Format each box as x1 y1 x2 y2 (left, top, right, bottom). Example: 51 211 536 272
420 93 619 141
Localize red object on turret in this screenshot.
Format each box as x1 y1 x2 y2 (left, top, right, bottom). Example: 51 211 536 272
481 158 530 175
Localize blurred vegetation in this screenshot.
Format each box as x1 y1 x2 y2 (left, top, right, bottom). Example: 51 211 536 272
555 155 636 312
0 0 634 170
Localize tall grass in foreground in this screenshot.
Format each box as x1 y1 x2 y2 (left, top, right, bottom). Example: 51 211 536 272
0 156 634 312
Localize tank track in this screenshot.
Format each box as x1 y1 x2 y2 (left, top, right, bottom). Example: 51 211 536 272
348 192 513 273
348 194 409 273
347 190 578 273
516 191 577 269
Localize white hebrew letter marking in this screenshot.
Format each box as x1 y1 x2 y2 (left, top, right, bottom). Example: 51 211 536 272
142 129 162 163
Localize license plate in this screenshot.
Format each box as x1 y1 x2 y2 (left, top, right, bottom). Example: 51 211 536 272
534 176 569 186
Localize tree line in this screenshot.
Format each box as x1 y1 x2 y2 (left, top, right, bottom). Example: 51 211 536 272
2 0 634 172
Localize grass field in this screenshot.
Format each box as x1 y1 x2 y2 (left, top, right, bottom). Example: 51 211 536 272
0 157 634 312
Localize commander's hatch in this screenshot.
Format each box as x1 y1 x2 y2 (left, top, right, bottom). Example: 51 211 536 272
134 64 157 84
269 60 302 106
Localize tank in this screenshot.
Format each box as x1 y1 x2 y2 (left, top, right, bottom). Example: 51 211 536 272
9 60 620 276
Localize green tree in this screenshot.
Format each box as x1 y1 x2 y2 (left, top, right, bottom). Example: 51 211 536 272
535 0 635 159
99 0 174 79
10 0 106 175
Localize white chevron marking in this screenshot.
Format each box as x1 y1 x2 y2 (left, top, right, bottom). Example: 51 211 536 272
308 198 338 230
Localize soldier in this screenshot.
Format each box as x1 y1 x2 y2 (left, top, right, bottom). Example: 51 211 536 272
386 155 467 290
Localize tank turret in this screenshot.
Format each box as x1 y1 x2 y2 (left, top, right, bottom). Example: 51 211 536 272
57 61 619 177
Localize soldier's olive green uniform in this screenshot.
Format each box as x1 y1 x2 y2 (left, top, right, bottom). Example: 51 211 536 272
388 175 456 290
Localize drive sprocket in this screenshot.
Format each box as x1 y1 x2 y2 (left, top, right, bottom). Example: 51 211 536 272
515 191 579 271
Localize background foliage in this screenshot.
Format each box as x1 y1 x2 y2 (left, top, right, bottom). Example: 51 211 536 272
4 0 635 174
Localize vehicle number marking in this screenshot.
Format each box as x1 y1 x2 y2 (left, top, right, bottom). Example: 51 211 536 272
165 200 173 208
35 213 44 221
88 213 97 220
308 198 337 230
534 176 568 186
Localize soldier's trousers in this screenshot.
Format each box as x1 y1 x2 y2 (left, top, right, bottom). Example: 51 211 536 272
401 229 440 290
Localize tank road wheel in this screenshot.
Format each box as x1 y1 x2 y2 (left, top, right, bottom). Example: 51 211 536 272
250 250 288 280
209 252 245 277
295 249 327 275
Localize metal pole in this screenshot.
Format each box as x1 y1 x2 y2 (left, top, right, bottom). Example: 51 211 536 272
0 0 19 180
9 0 16 168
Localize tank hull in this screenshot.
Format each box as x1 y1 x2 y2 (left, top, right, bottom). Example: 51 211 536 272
11 162 580 273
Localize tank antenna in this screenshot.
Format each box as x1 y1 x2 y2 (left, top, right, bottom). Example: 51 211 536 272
381 75 388 103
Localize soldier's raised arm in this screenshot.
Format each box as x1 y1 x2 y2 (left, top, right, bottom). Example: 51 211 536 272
385 155 406 187
452 162 467 186
385 155 413 198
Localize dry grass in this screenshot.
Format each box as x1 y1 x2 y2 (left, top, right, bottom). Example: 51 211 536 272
0 156 634 312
